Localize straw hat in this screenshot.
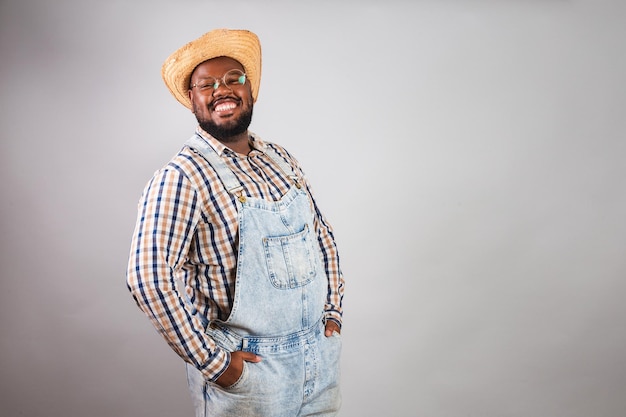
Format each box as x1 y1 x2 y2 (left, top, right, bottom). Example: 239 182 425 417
161 29 262 109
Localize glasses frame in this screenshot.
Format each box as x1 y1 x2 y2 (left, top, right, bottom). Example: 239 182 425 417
189 69 247 93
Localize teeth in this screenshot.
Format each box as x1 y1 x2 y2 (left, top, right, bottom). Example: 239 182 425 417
215 102 236 112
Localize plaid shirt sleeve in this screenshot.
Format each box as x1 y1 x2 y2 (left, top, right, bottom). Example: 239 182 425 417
126 165 230 382
310 178 345 327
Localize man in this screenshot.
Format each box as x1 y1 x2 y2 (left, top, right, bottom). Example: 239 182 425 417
126 29 344 416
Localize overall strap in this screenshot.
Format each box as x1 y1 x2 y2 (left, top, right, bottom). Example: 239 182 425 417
184 134 244 195
261 144 302 189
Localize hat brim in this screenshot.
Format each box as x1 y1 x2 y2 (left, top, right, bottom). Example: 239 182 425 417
161 29 261 109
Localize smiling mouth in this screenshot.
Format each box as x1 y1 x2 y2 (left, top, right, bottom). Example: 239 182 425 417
213 101 238 113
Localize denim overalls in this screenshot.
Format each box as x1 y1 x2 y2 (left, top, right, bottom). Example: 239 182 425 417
184 135 341 416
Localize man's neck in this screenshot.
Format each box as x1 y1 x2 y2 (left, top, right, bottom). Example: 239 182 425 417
218 131 251 155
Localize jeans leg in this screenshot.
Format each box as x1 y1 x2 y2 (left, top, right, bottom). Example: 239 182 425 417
299 331 342 416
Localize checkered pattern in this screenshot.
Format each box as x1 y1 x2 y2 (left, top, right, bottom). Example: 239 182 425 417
127 128 344 381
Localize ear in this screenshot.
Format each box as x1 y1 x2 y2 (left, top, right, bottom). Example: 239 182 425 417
188 89 195 113
247 83 255 103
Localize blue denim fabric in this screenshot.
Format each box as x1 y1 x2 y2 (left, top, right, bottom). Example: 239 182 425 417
185 135 341 416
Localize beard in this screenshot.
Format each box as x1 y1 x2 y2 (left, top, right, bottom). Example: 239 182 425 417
194 102 253 142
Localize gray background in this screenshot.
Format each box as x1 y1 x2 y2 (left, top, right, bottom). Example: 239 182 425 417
1 0 625 416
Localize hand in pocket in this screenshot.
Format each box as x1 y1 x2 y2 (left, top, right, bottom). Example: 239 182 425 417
216 350 262 388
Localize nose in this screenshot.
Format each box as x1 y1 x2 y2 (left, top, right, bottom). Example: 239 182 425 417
212 80 233 97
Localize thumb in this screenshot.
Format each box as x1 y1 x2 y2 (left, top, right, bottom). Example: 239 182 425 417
239 351 262 363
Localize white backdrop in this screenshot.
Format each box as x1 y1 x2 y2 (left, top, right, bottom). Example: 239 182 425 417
1 0 625 416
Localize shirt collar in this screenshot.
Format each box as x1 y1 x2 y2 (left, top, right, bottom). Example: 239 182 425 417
195 127 267 157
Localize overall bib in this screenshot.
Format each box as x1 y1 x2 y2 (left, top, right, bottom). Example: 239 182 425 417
184 135 341 417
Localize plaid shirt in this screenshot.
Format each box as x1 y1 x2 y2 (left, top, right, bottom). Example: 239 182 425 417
127 128 344 381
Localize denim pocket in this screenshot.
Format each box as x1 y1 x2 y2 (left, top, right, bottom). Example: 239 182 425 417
263 224 317 289
223 360 250 391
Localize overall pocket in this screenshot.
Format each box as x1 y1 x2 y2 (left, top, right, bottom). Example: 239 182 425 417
263 224 317 289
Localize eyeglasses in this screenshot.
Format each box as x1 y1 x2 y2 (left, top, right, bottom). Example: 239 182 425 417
190 69 247 93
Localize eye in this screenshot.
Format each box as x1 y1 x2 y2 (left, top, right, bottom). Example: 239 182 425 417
196 79 217 91
224 70 246 86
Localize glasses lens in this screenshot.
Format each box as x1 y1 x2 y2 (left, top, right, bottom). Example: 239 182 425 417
192 70 245 92
224 70 246 86
196 78 217 91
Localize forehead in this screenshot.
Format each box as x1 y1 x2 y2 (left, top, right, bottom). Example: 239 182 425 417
190 56 245 80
